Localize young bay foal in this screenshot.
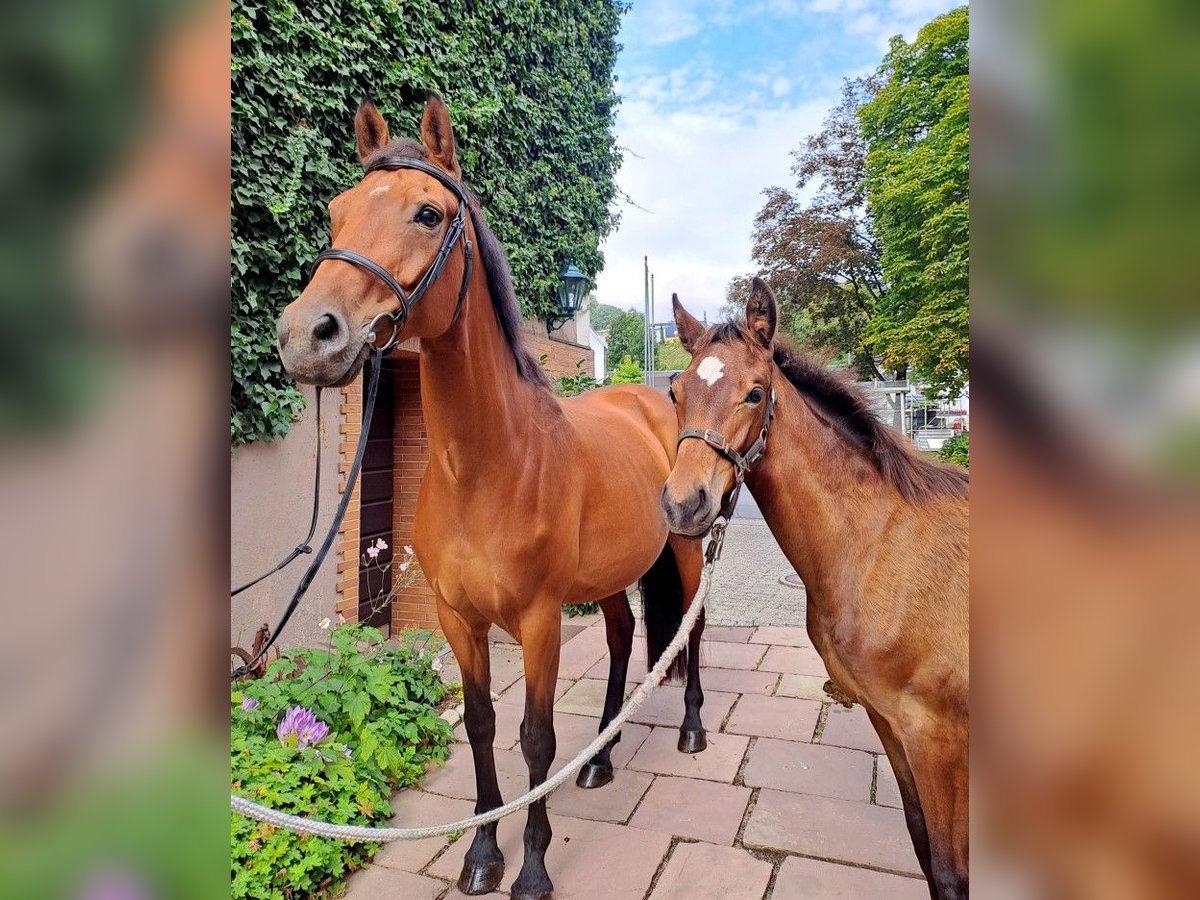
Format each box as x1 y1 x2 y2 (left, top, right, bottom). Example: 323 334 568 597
275 95 706 900
662 280 969 899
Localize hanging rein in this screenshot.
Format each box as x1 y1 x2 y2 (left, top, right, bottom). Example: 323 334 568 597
230 157 474 679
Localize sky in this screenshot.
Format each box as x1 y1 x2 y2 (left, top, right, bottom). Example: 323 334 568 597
592 0 962 324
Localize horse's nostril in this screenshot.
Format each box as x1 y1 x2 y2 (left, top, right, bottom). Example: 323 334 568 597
696 485 708 507
312 313 340 344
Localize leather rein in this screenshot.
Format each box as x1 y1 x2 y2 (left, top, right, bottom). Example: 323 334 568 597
676 386 776 521
310 155 475 352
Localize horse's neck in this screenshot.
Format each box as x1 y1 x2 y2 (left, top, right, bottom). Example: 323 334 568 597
747 372 899 605
417 272 554 484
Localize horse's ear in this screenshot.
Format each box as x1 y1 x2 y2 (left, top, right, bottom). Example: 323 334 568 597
420 92 461 178
745 277 777 347
355 100 390 165
672 293 705 353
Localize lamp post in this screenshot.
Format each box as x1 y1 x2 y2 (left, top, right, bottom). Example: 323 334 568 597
547 262 587 335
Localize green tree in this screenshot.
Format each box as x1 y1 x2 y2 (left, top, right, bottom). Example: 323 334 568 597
654 341 691 371
605 309 645 368
610 355 643 384
588 300 625 334
858 6 969 397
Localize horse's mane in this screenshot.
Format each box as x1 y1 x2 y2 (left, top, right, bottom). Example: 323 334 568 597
704 322 968 503
362 139 551 390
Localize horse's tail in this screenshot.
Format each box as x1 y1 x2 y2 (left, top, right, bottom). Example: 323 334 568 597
640 541 688 683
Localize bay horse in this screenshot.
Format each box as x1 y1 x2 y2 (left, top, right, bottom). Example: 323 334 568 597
662 279 969 899
275 95 707 900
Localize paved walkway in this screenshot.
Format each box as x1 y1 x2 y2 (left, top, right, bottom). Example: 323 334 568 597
344 607 927 898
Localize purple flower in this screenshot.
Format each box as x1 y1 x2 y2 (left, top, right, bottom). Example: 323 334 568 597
277 706 331 749
78 870 150 900
241 696 259 711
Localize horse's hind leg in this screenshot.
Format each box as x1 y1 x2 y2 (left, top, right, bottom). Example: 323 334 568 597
511 609 561 900
577 590 634 789
438 602 505 896
671 535 708 753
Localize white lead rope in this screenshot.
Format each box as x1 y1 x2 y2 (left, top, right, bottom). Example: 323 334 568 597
231 523 726 842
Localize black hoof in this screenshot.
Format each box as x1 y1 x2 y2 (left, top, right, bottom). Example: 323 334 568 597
457 859 505 895
511 891 554 900
576 761 615 790
678 729 707 754
511 878 554 900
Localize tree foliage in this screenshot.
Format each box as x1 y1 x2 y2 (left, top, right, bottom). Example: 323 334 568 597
654 340 691 371
605 308 646 368
859 6 969 397
610 355 644 384
232 0 628 444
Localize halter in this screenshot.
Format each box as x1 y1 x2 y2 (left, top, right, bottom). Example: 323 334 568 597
676 386 777 521
308 156 475 353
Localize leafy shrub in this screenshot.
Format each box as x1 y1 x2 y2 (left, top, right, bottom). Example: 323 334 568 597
231 624 453 899
938 432 969 468
554 358 603 398
610 355 644 384
232 0 627 444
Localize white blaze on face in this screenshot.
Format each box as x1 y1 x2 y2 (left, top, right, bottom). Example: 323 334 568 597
696 355 725 387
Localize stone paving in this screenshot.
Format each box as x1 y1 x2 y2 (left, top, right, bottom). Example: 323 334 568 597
344 592 927 899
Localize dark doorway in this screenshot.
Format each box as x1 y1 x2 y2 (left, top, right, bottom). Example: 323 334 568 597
358 361 395 628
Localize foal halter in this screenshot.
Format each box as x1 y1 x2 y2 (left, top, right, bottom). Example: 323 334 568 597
309 156 475 353
676 386 777 520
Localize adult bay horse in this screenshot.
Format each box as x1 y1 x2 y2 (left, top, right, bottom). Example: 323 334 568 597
662 280 969 899
275 95 707 900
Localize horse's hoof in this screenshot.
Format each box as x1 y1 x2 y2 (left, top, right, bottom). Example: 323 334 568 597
511 891 554 900
678 729 707 754
457 859 505 895
576 761 615 790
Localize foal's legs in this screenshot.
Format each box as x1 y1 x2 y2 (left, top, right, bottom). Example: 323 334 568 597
670 535 707 753
438 602 505 895
577 590 634 789
511 610 562 900
905 721 970 900
866 707 936 898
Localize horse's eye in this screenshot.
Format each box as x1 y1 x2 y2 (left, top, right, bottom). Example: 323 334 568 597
415 206 442 227
746 387 765 404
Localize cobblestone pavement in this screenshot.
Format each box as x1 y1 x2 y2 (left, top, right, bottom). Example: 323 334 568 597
706 520 806 628
344 610 926 899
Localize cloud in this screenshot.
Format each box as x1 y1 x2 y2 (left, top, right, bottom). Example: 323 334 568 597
771 76 792 97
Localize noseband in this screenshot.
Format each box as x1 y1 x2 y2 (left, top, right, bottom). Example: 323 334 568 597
676 387 776 520
309 156 474 353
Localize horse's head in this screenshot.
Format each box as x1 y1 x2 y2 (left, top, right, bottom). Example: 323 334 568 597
661 279 779 536
276 94 471 385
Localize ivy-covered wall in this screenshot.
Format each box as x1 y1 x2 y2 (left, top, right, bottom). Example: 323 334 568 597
232 0 627 444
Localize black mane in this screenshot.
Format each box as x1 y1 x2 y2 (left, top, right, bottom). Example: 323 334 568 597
362 140 551 389
704 323 968 502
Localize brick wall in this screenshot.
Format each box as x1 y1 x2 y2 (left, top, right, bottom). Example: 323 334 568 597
332 321 595 633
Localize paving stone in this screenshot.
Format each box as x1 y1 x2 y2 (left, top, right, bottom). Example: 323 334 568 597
557 625 611 679
875 755 904 808
340 865 447 900
427 813 671 899
702 625 759 643
628 683 738 730
546 768 655 824
628 726 750 783
554 677 635 717
551 712 652 770
453 695 524 748
699 640 767 670
771 856 928 899
741 738 874 802
776 672 838 702
742 789 922 875
695 667 780 696
648 842 773 900
724 694 822 742
758 645 828 676
629 775 752 845
587 650 650 683
749 625 813 647
820 704 885 754
371 791 475 874
421 744 529 802
497 676 573 707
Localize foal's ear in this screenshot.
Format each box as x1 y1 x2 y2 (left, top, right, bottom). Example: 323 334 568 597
745 277 777 346
420 92 461 179
355 100 390 165
672 293 706 353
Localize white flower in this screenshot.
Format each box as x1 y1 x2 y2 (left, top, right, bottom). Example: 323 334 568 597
366 545 379 559
318 617 331 630
398 562 410 573
403 545 414 556
375 538 388 551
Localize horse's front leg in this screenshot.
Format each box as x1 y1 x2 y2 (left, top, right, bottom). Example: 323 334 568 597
511 608 561 900
577 590 634 789
438 602 505 895
671 534 708 753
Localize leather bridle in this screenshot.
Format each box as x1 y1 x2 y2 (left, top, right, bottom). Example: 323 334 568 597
309 155 474 353
676 386 776 521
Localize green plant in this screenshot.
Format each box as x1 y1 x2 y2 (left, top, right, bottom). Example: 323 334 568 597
610 355 644 384
231 623 452 899
555 358 602 397
938 432 969 468
232 0 627 445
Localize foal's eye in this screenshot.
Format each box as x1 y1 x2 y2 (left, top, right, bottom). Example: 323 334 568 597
746 387 765 404
415 206 442 228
